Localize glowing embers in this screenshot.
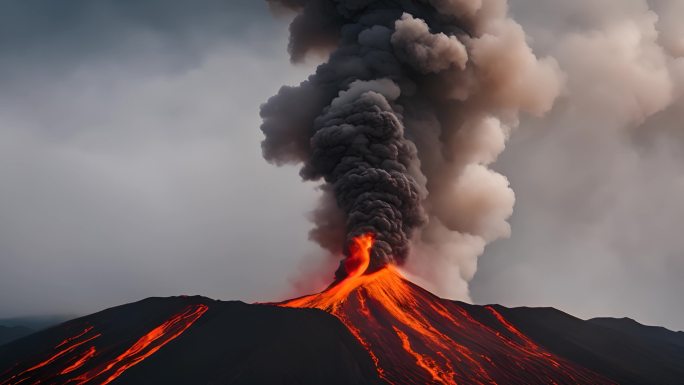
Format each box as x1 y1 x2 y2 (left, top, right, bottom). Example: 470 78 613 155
281 249 614 385
0 304 208 385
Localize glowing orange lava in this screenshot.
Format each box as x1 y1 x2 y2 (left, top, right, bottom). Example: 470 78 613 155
55 327 94 349
22 334 101 374
285 233 376 312
0 304 208 385
0 326 100 385
281 234 614 385
72 304 208 385
344 233 373 278
59 347 96 375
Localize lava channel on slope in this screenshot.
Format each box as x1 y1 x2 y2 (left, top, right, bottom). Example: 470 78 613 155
0 304 207 385
281 234 615 385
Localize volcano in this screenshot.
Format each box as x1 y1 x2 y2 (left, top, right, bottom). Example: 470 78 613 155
2 271 684 385
0 234 681 385
1 236 683 384
281 266 612 384
278 235 607 384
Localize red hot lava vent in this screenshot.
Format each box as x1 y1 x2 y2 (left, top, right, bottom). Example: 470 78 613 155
281 234 614 385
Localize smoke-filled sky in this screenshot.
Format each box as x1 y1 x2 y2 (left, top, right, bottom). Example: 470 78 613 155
1 0 683 331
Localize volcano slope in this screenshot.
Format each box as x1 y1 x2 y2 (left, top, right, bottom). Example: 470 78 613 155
281 267 613 385
0 296 383 385
1 277 683 385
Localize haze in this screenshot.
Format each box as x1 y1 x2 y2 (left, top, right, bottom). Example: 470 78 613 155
0 0 682 331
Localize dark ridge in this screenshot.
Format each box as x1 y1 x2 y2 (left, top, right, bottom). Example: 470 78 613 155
473 304 684 385
2 290 683 385
589 317 684 348
113 300 383 385
0 296 382 385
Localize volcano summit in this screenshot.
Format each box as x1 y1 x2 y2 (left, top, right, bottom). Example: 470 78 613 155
2 235 683 384
2 1 683 384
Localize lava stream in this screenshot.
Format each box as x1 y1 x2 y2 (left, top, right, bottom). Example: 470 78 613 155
56 328 95 349
281 234 614 385
0 327 101 385
60 347 97 375
72 304 208 385
0 304 208 385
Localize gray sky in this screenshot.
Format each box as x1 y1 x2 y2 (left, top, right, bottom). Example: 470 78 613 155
0 0 683 331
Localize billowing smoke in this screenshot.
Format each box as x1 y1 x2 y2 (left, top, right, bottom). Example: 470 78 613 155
468 0 684 326
261 0 563 289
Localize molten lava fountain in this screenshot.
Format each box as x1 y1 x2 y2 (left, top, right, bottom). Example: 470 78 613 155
282 235 613 385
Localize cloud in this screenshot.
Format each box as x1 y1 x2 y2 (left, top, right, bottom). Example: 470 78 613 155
0 0 681 332
472 0 684 331
0 0 321 317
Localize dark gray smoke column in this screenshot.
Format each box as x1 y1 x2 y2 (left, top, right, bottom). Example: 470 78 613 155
303 81 426 272
261 0 563 284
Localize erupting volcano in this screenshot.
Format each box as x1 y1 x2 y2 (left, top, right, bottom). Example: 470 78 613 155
260 0 565 296
2 1 683 384
282 234 613 385
253 1 620 379
4 235 682 385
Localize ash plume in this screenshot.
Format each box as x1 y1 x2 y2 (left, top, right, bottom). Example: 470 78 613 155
470 0 684 324
261 0 563 288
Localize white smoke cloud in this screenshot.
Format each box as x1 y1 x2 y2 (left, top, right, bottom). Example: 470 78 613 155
266 0 684 329
469 0 684 329
402 2 563 301
392 13 468 73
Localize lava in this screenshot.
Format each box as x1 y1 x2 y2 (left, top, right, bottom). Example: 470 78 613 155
0 304 208 385
22 334 101 374
284 233 376 310
0 326 101 385
59 347 96 375
72 304 208 385
282 234 614 385
55 328 95 349
0 236 619 385
344 233 373 278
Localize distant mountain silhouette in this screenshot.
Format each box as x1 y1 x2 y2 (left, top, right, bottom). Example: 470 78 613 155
0 326 34 346
589 317 684 348
477 305 684 385
0 315 76 347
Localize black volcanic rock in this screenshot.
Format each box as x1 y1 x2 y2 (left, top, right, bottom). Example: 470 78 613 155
0 296 383 385
282 270 614 385
481 305 684 385
1 289 683 385
115 299 383 385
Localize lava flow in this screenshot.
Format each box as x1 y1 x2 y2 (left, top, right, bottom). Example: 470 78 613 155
71 303 208 385
282 234 614 385
0 327 102 385
0 304 207 385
